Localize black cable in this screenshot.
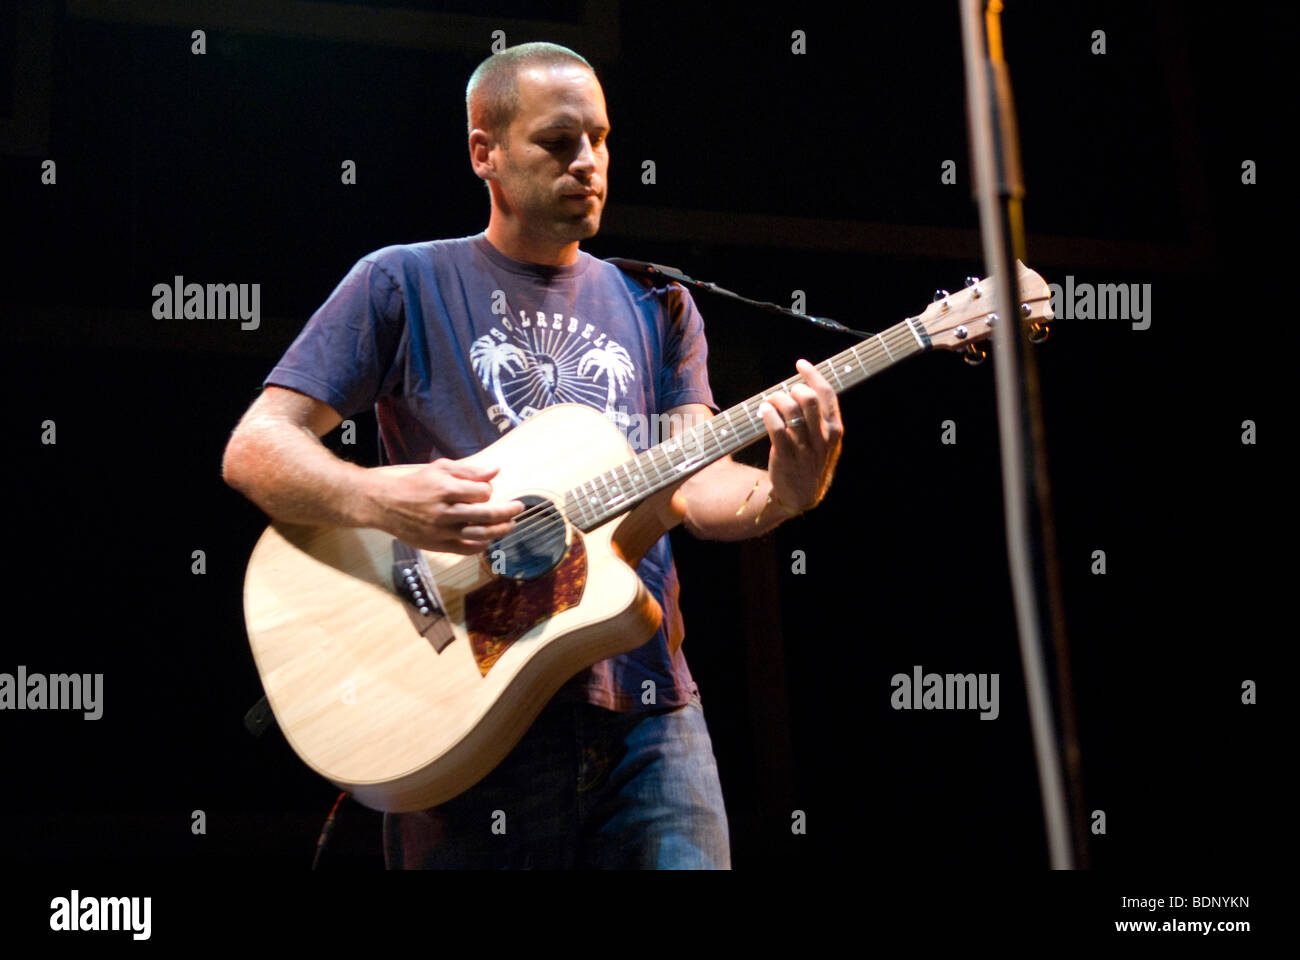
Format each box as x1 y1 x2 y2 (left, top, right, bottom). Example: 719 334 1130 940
606 257 875 341
311 791 349 870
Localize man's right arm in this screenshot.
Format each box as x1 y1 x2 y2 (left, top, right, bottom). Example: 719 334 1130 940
221 386 523 554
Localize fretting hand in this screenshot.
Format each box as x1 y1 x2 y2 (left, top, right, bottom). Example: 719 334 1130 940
757 358 844 516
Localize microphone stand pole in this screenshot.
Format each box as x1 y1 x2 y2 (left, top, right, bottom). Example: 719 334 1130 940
959 0 1085 869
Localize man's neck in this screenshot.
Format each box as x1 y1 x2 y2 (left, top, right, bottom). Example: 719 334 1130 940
484 219 580 267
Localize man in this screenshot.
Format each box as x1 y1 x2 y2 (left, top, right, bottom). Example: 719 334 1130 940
222 41 844 869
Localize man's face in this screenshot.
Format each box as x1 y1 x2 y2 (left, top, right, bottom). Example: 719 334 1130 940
491 64 610 245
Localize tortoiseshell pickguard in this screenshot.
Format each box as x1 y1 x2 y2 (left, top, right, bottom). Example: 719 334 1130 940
466 535 588 676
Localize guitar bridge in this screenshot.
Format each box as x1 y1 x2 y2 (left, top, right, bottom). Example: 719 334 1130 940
391 540 455 653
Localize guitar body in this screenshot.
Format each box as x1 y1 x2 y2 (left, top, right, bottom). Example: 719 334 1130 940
243 404 674 812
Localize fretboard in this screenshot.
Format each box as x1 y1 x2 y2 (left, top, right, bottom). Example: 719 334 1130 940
563 315 931 531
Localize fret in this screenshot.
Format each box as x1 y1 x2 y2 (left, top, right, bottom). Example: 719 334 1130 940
828 363 842 389
646 447 664 484
600 471 620 507
604 468 627 506
701 418 723 456
719 408 736 443
905 316 927 350
582 480 600 513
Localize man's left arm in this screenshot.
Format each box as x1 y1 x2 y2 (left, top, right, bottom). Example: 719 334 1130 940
669 358 844 541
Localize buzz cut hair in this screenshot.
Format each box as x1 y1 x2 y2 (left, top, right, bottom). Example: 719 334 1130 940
466 42 595 143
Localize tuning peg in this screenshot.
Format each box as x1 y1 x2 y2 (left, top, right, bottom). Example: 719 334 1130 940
933 289 950 301
1028 321 1050 343
964 276 980 287
962 343 987 366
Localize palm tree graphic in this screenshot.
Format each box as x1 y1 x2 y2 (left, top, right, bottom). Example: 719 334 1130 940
471 334 527 424
578 343 635 415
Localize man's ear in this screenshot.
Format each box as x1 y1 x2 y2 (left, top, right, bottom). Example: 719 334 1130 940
468 128 498 182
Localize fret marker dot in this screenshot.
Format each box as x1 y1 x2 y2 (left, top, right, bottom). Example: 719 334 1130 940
843 364 852 373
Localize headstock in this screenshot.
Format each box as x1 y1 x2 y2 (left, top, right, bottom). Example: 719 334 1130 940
915 261 1054 364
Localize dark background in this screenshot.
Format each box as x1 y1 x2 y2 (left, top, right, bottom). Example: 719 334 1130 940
0 0 1283 914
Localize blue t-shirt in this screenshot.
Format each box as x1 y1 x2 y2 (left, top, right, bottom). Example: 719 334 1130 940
264 232 718 711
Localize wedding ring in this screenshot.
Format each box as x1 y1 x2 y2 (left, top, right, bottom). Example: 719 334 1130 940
787 416 804 428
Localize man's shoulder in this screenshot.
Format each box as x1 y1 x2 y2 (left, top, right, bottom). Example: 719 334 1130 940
599 256 694 305
353 235 480 277
603 263 702 327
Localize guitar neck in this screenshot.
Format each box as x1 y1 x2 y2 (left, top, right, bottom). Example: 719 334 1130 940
564 314 931 531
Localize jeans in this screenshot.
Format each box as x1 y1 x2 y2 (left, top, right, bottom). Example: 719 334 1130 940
382 694 731 869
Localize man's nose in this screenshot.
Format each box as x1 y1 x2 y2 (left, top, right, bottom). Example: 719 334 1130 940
570 135 597 173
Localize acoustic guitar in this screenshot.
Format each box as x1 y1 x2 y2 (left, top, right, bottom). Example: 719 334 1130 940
242 262 1053 812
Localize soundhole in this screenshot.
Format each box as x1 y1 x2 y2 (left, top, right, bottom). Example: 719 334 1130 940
486 494 568 581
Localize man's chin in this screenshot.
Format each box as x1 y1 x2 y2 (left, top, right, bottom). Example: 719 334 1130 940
559 212 602 240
